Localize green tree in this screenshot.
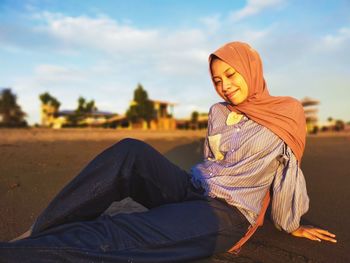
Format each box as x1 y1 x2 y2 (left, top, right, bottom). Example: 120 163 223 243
191 111 199 130
335 120 345 131
76 96 97 114
0 88 27 127
39 92 61 109
68 96 97 126
126 84 154 128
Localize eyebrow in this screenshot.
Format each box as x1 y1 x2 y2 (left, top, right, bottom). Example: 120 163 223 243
212 67 234 78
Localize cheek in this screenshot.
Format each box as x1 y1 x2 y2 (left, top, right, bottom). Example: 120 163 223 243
236 77 248 94
243 86 249 97
232 76 243 87
215 86 226 99
240 81 249 99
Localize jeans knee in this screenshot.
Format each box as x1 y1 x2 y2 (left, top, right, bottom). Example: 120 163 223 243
115 138 148 153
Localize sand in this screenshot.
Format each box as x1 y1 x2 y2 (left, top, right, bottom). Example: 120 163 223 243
0 128 349 263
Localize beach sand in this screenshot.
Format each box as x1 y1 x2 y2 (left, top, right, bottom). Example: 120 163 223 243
0 129 349 263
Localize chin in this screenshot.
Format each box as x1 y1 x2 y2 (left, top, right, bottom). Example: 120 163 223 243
230 95 247 105
227 96 241 105
228 98 239 105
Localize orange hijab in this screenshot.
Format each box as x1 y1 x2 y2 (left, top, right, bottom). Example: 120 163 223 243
209 42 306 164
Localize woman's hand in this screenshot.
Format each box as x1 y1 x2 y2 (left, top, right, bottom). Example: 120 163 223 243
291 225 337 243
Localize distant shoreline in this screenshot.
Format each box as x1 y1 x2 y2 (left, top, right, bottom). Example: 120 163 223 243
0 128 207 143
1 128 349 143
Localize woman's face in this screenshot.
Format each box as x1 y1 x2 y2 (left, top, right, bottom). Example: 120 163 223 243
210 58 249 105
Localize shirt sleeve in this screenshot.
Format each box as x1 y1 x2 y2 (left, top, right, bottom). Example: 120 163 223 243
203 106 214 160
271 144 310 233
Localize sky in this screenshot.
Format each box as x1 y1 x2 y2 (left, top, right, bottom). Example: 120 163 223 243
0 0 349 125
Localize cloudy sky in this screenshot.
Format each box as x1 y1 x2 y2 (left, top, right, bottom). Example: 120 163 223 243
1 0 349 124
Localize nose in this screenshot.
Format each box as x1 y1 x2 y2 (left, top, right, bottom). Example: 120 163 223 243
222 77 231 92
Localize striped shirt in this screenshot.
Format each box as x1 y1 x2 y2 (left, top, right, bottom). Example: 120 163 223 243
190 102 309 233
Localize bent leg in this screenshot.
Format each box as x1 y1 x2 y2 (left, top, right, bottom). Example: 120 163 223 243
31 138 205 235
0 198 249 263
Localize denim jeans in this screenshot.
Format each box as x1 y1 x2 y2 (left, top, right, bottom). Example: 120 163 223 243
0 138 249 262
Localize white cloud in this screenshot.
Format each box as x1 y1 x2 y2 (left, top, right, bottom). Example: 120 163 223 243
320 27 350 50
33 12 159 54
32 11 210 59
230 0 284 21
239 27 272 44
310 27 350 69
34 64 86 83
199 14 221 33
30 12 212 76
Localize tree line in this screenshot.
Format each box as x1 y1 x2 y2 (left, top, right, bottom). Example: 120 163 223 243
2 86 348 130
0 84 156 128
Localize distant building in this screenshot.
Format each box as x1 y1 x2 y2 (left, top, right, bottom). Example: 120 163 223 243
40 99 178 130
301 97 320 133
176 113 208 130
41 103 59 128
40 103 118 129
150 100 177 130
125 99 177 130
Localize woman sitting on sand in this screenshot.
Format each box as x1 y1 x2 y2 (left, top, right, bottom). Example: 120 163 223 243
0 42 336 262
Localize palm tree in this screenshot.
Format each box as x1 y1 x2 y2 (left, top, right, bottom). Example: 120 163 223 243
39 92 61 109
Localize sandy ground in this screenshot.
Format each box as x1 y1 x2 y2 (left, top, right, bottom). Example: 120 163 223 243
0 129 349 263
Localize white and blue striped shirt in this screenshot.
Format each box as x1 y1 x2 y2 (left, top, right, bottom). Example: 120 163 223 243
190 102 309 233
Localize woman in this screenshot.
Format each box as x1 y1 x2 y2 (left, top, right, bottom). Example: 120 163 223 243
0 42 336 262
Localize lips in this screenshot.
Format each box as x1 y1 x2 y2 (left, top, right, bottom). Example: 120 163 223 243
225 89 239 99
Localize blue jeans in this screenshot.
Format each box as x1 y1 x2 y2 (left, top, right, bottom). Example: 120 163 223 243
0 138 249 262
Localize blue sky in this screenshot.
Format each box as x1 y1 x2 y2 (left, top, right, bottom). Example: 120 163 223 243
1 0 349 124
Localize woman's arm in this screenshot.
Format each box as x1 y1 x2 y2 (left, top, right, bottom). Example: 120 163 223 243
271 145 337 243
271 144 310 233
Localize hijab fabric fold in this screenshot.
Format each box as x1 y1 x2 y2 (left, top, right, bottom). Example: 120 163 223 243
209 42 306 164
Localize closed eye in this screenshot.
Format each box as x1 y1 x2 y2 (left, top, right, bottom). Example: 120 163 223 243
213 79 221 85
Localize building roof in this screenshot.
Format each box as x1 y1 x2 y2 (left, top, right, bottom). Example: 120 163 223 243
304 108 319 114
105 115 128 122
58 110 117 117
301 97 320 107
150 99 177 106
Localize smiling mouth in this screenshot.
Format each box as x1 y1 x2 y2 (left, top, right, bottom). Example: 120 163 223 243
225 89 239 99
